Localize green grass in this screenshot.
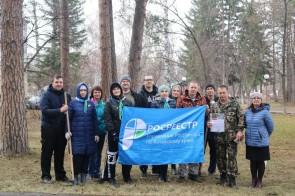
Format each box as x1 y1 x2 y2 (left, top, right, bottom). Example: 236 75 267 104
0 111 295 195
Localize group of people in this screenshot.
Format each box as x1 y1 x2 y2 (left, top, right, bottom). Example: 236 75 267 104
40 74 274 189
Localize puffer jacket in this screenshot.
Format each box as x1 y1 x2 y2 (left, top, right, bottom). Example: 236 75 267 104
68 83 98 155
104 97 132 135
40 84 71 130
245 104 274 147
151 98 176 109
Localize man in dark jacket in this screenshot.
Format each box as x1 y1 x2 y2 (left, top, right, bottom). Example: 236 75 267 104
39 75 71 184
204 84 219 175
138 75 159 177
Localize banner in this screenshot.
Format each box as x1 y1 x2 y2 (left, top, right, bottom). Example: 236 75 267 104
118 106 206 165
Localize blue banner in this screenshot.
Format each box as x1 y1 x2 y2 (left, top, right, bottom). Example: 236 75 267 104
118 106 206 165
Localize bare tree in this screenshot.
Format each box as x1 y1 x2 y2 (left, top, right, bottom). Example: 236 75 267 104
60 0 70 90
0 0 29 155
128 0 148 90
99 0 115 100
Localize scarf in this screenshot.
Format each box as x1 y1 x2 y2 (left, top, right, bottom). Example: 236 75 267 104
111 96 125 120
162 98 170 109
76 97 89 113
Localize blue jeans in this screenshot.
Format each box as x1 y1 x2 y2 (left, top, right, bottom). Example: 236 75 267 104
88 134 106 178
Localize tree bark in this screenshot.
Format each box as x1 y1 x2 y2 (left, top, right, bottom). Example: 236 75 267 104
128 0 148 91
99 0 113 100
60 0 70 91
109 0 117 83
0 0 29 155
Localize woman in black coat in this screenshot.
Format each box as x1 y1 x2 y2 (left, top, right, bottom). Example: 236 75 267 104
100 83 132 186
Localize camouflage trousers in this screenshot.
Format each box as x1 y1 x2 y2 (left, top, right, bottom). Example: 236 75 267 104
214 132 238 177
178 163 199 177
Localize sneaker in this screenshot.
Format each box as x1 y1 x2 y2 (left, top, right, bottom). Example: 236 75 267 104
108 178 117 187
56 176 70 182
151 172 159 176
141 171 147 178
42 176 52 184
159 177 165 182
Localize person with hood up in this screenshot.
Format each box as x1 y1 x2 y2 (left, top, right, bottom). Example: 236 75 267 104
244 92 274 188
100 83 133 186
66 83 99 185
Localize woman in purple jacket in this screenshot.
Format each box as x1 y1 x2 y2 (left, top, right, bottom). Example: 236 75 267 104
245 92 274 188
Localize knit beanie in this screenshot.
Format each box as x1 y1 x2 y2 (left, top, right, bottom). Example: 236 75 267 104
120 75 132 83
250 92 263 99
110 83 123 98
158 84 170 94
205 84 215 90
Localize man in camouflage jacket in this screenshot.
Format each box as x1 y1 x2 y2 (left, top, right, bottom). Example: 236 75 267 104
209 85 245 188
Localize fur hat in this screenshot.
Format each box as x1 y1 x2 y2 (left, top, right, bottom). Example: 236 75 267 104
120 74 131 83
205 84 215 90
250 92 263 99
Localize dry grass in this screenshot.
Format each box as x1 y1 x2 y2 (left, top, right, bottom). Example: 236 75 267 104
0 110 295 195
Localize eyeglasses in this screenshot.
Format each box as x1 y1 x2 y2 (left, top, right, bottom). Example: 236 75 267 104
144 79 153 81
252 97 261 100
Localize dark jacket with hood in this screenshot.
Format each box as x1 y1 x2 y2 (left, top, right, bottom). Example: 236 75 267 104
104 83 132 135
138 84 158 108
40 84 71 130
68 83 98 155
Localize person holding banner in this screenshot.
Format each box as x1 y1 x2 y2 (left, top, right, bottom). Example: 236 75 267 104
151 84 176 182
40 74 71 184
100 83 132 186
176 81 208 183
208 85 245 188
205 84 219 175
138 75 159 177
169 84 182 175
66 83 99 185
245 92 274 188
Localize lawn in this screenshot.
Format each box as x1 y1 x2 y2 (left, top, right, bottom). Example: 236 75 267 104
0 109 294 195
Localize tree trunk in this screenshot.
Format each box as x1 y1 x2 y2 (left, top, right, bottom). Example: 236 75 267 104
60 0 70 91
163 0 171 84
0 0 29 155
109 0 117 83
99 0 113 100
128 0 148 91
282 0 287 113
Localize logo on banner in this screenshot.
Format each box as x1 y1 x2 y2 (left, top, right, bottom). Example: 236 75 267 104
122 118 146 150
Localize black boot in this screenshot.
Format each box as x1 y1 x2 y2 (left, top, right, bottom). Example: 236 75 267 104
177 176 185 183
81 173 87 184
228 176 238 189
250 177 257 188
217 173 227 185
256 179 262 188
74 175 79 186
188 174 202 183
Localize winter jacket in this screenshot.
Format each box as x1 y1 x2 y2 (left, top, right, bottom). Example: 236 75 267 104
40 84 71 130
130 89 146 107
138 85 158 108
151 98 176 109
176 91 207 108
68 83 98 155
245 104 274 147
92 99 106 136
104 97 133 135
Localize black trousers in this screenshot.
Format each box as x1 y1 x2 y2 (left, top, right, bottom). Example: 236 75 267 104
102 133 132 181
73 154 90 175
41 127 67 180
207 137 217 173
250 160 265 179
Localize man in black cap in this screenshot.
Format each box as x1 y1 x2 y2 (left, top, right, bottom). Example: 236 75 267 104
205 84 219 175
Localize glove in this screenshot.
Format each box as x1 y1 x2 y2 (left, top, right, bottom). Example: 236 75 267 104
65 132 72 140
95 135 100 143
113 133 119 142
